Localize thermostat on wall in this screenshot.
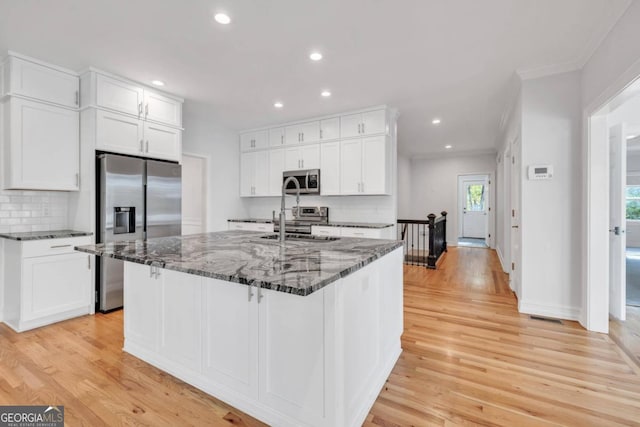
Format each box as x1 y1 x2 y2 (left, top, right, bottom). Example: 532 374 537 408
528 165 553 180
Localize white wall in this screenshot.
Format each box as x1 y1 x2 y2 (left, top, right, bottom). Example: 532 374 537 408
519 70 582 320
397 154 411 219
407 154 496 246
181 101 247 232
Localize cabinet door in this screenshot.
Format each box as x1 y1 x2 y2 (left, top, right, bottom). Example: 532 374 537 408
96 74 144 117
22 252 91 321
96 109 144 156
240 131 268 151
361 136 387 194
124 263 160 351
160 269 202 370
269 148 285 196
143 121 182 161
253 130 269 149
284 147 301 170
254 150 270 196
8 56 79 108
269 127 286 147
340 139 362 194
285 124 303 145
5 98 79 191
340 113 362 138
299 144 320 170
240 152 255 197
299 121 320 143
202 277 258 399
320 117 340 141
320 142 340 195
259 287 326 423
340 227 383 239
240 133 254 151
361 109 386 135
144 90 182 127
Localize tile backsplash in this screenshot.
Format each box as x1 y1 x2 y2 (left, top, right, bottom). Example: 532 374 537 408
0 190 69 233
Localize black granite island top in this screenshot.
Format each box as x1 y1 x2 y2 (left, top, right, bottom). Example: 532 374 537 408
75 230 403 296
0 229 93 241
227 218 394 229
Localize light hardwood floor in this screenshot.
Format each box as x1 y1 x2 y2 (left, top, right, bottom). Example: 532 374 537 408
1 247 640 426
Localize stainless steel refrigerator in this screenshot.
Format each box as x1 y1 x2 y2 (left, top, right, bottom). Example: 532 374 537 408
97 153 181 312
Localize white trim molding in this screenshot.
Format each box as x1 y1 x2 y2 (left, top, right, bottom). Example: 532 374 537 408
518 300 581 322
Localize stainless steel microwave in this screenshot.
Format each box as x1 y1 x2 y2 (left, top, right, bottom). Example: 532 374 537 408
283 169 320 195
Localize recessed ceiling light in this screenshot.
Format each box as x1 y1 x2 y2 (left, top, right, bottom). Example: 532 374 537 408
309 52 323 61
214 13 231 24
628 135 638 140
151 80 165 87
432 118 442 125
321 90 331 97
274 102 283 108
445 145 452 149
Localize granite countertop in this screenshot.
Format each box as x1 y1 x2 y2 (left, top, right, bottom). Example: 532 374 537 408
227 218 394 229
0 229 93 241
76 230 402 296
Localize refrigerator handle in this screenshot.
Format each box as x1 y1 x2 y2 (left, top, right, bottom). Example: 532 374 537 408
143 182 148 239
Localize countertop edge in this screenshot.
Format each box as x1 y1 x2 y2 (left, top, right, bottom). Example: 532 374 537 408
1 230 93 241
227 218 394 229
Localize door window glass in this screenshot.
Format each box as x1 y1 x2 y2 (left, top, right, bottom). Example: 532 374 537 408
466 184 486 212
626 186 640 219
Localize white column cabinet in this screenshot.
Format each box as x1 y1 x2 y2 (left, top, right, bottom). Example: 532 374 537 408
268 148 285 196
320 118 340 141
320 142 340 195
340 109 386 138
3 97 80 191
96 73 144 117
340 136 388 195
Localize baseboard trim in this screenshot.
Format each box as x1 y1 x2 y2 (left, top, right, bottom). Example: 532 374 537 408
496 247 507 273
518 300 580 322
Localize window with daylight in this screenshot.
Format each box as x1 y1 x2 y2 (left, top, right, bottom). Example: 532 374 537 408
626 186 640 220
465 184 486 212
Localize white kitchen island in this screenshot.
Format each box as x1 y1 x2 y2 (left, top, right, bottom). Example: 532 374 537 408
77 230 403 427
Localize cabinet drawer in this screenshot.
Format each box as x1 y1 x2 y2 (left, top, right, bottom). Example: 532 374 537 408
340 228 383 239
311 226 342 237
21 236 92 258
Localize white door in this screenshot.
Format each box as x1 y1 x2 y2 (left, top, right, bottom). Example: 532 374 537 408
609 124 627 321
320 142 340 195
340 139 362 194
361 136 387 194
144 121 181 161
143 90 182 127
7 98 79 191
284 146 301 170
181 154 207 235
96 109 144 156
461 177 488 238
510 138 522 299
268 148 285 196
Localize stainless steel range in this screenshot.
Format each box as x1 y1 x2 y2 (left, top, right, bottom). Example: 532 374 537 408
273 206 329 234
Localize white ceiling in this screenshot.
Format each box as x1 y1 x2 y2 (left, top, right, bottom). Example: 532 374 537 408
0 0 631 157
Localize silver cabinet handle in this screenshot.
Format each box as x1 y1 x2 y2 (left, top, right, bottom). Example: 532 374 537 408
320 129 323 139
301 132 304 142
301 159 304 168
140 140 144 152
150 266 154 278
361 182 364 192
362 123 365 133
146 140 149 153
357 123 361 134
248 283 255 301
257 282 263 303
50 244 72 249
75 173 79 187
145 103 149 118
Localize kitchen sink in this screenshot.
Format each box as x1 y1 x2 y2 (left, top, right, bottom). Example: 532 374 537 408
260 234 340 242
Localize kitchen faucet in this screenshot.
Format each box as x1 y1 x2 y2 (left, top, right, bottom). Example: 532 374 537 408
279 177 301 243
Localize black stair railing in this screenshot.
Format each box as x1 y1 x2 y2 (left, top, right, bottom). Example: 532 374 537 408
397 211 448 269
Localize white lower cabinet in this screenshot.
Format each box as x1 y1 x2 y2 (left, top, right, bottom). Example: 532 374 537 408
284 144 320 171
143 121 182 161
311 226 387 239
122 247 403 427
320 141 340 195
228 222 274 232
3 97 79 191
2 236 92 332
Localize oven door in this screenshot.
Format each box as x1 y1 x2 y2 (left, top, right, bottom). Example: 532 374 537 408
283 169 320 195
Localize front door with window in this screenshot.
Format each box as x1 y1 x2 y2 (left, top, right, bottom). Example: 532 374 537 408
462 180 488 238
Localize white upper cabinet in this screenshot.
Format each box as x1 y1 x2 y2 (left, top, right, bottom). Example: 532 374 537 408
144 90 182 127
240 130 268 151
144 122 182 162
3 97 79 191
96 74 144 117
320 117 340 141
95 109 145 156
269 127 285 147
320 141 340 195
3 55 79 108
268 148 285 196
285 121 320 144
88 71 183 128
284 144 319 171
340 109 387 138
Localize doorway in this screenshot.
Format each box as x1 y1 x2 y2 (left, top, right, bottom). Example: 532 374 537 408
181 153 208 235
458 174 489 248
